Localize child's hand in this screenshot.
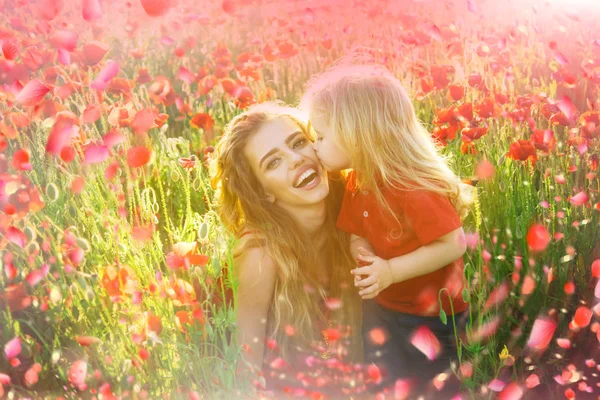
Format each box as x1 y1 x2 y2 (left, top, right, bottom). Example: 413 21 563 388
351 248 393 299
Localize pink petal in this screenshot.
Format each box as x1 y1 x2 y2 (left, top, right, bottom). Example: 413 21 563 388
46 123 74 155
410 325 441 361
557 96 577 121
595 279 600 299
0 373 10 384
483 282 509 311
82 0 102 21
49 30 78 51
570 191 588 206
525 373 540 388
4 337 22 359
394 379 412 400
25 264 50 287
527 317 557 350
83 144 109 164
488 379 506 392
102 128 125 148
15 79 49 106
57 48 71 65
177 67 195 84
91 60 119 90
82 104 102 124
556 338 571 349
5 226 26 248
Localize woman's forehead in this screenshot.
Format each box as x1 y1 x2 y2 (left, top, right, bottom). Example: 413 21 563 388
245 117 304 160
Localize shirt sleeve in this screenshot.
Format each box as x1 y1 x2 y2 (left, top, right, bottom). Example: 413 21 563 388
336 172 366 238
403 190 462 245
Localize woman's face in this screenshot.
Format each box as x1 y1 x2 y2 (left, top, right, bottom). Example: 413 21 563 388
244 116 329 207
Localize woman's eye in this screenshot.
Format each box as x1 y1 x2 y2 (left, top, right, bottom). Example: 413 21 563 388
266 158 280 169
293 138 307 148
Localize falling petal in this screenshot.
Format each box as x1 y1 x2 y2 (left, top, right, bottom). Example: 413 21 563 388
131 109 156 135
483 282 509 312
140 0 171 17
498 382 523 400
526 224 551 252
75 336 102 346
4 337 21 359
82 0 102 21
15 79 49 106
569 191 588 206
527 317 557 350
410 325 441 361
127 146 152 168
488 379 506 392
573 306 593 328
82 41 109 66
91 60 120 91
525 373 540 388
83 144 109 164
49 30 78 51
6 226 26 248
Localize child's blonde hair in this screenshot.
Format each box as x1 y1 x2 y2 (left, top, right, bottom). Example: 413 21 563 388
301 62 473 220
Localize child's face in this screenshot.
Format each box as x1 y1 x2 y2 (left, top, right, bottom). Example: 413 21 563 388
309 112 352 172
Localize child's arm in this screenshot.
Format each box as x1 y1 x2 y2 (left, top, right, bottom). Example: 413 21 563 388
350 234 374 261
352 227 466 299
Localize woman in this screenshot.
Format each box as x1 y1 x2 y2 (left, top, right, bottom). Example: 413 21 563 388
210 102 363 397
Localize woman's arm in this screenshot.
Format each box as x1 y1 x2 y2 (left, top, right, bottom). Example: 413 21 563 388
234 244 277 374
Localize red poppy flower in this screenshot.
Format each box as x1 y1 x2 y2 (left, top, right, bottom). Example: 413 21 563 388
507 140 537 165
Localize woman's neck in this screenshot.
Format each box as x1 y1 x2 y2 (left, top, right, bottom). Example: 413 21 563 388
279 200 327 238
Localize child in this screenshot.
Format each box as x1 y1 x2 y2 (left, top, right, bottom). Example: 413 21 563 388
300 63 473 395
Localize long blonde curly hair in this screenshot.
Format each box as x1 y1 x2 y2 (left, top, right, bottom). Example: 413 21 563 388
301 62 474 223
210 101 361 361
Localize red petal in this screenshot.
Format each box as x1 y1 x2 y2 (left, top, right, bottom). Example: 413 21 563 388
75 336 101 346
131 109 156 135
127 146 152 168
2 38 19 60
12 148 32 170
140 0 171 17
573 306 593 328
82 41 109 66
526 224 551 252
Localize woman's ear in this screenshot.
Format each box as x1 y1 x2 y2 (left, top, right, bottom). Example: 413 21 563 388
265 193 275 203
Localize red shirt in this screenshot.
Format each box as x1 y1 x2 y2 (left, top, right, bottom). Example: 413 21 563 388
336 171 468 316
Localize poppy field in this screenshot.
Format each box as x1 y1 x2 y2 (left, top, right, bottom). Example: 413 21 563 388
1 0 600 398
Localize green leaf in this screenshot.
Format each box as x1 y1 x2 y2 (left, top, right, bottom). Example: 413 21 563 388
439 309 447 325
462 288 469 303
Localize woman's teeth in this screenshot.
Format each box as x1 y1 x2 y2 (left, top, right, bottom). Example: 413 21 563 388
294 168 317 188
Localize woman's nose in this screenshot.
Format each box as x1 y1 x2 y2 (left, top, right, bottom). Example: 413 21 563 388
288 150 304 169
